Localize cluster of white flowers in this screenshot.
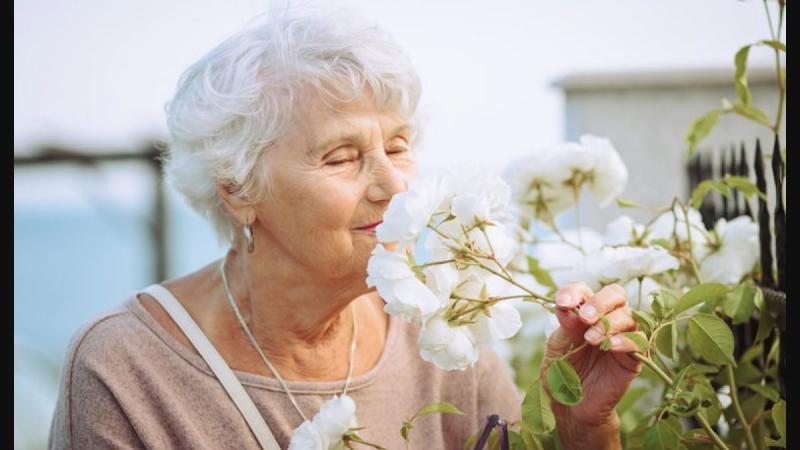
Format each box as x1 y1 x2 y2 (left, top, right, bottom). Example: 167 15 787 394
566 246 680 292
502 135 628 223
367 167 523 371
601 209 759 287
288 395 358 450
368 135 761 374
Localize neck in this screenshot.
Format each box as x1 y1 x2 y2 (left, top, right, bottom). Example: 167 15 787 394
219 247 380 381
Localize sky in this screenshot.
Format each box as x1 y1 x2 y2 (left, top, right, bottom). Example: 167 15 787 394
14 0 783 206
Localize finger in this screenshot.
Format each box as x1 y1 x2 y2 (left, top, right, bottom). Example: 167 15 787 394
554 282 594 310
608 330 648 354
554 283 594 336
582 307 635 346
554 307 587 339
577 283 627 326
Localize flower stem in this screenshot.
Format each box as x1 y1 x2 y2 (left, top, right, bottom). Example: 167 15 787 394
677 199 704 284
637 276 644 310
468 261 553 304
573 186 584 249
417 259 456 269
726 365 758 450
631 353 729 450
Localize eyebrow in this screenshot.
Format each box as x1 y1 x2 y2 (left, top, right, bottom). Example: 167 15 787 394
307 123 412 157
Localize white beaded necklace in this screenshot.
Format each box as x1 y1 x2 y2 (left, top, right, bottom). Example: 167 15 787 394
219 257 358 422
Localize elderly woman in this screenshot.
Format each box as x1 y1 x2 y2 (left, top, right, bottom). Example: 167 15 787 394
49 8 642 450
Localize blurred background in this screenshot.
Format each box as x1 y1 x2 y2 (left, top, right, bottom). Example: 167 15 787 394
14 0 784 448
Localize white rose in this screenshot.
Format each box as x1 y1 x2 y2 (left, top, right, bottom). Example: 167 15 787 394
288 395 358 450
448 274 523 344
579 135 628 207
568 246 680 291
376 175 447 247
314 395 357 442
418 313 480 371
502 148 577 219
530 227 604 286
648 205 710 259
366 245 442 323
699 216 759 285
289 421 328 450
605 215 647 246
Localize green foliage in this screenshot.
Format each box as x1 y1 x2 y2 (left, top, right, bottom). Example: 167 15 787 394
401 401 463 447
527 256 558 296
544 359 582 406
687 313 736 366
522 380 555 435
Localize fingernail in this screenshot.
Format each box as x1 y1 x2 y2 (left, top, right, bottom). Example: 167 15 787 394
584 327 604 344
611 335 625 348
579 304 598 321
555 293 573 307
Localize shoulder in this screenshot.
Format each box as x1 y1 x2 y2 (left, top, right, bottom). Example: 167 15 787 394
62 296 155 375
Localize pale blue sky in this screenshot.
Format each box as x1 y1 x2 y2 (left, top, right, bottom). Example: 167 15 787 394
15 0 782 176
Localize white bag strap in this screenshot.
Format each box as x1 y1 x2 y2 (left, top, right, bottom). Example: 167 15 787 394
141 284 281 450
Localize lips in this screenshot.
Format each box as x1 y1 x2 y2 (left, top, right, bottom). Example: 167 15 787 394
355 220 383 232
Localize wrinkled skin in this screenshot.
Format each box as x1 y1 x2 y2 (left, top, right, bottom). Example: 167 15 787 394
542 282 645 449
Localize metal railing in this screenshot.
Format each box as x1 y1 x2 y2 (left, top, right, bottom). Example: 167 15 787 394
14 142 169 283
686 135 786 398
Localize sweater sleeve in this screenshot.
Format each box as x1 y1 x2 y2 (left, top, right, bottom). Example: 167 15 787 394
48 317 146 450
475 346 523 428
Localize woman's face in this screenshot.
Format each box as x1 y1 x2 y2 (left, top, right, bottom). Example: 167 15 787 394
253 90 417 280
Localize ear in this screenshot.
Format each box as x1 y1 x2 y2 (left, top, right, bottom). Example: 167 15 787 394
216 181 256 226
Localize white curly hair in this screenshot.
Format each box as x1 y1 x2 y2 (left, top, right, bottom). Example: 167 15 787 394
161 5 422 245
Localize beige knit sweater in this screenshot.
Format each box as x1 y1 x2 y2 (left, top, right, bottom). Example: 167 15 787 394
47 293 523 449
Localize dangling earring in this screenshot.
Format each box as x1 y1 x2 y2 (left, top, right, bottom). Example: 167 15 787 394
243 224 255 253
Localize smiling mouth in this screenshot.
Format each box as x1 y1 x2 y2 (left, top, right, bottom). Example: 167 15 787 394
354 221 383 233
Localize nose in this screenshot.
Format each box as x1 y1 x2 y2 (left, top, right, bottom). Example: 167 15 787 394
365 154 409 203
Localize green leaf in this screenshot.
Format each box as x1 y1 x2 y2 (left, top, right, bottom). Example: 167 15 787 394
400 420 412 442
687 313 736 366
545 359 582 406
632 310 656 336
734 362 762 385
600 316 611 333
685 110 721 161
772 400 786 447
721 176 768 201
731 101 772 127
682 429 717 450
690 180 732 209
722 283 757 324
413 401 464 419
621 332 649 353
651 289 679 320
643 421 683 450
526 256 558 294
519 428 543 450
615 198 640 208
671 364 694 390
734 45 752 106
508 431 528 450
600 337 613 351
655 322 677 360
675 283 730 315
521 379 555 435
693 384 722 425
746 383 780 402
758 39 786 52
615 387 649 416
754 289 773 343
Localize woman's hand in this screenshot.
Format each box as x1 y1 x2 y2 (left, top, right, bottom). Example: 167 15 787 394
541 282 645 450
